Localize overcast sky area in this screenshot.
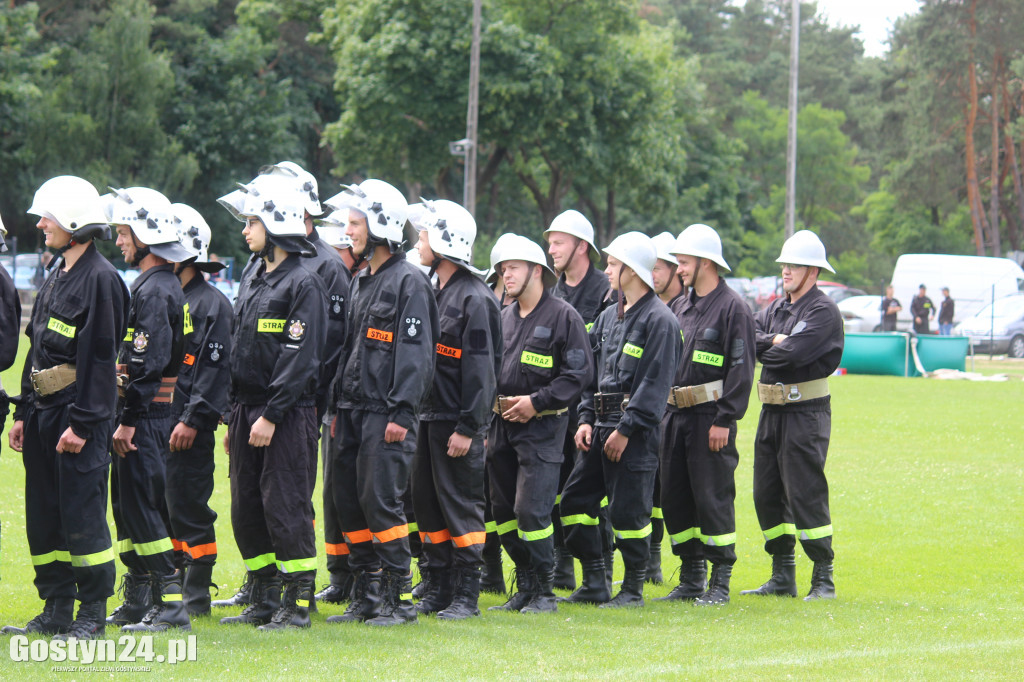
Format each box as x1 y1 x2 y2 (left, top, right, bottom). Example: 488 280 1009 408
812 0 922 57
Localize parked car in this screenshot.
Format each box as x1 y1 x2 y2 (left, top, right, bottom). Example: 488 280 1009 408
838 295 883 333
818 281 868 304
751 275 782 310
724 277 758 314
954 293 1024 358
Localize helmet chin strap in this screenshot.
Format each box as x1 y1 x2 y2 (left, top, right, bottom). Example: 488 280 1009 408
791 266 815 298
128 244 151 267
616 267 625 320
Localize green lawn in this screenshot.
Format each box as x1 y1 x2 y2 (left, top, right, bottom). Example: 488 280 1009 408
0 345 1022 680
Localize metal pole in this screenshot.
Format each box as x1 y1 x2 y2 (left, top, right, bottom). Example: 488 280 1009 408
463 0 482 216
784 0 800 238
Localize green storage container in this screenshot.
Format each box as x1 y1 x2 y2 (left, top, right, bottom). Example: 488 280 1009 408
915 335 968 372
840 333 910 376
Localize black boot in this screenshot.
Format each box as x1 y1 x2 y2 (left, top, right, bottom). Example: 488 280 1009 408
437 566 482 620
603 550 615 589
411 559 431 600
600 566 645 608
258 577 314 630
552 546 576 591
327 570 383 623
106 573 153 626
366 571 417 626
123 572 192 632
2 596 75 635
695 563 732 605
741 554 798 597
211 572 253 608
183 563 214 616
52 600 106 641
646 544 664 585
220 573 281 625
655 557 707 601
315 570 355 604
480 556 506 595
521 568 557 614
487 567 535 612
557 558 610 604
415 567 454 615
804 562 835 601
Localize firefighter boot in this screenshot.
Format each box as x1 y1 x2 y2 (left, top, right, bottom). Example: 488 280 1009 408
600 566 646 609
480 532 505 594
315 570 355 605
219 573 281 625
552 546 576 591
327 570 383 623
52 601 106 641
655 557 707 601
2 596 75 635
366 571 417 626
520 568 557 614
211 572 253 608
741 554 798 597
415 567 454 615
258 577 314 630
106 573 153 626
411 559 431 600
487 567 535 612
804 562 835 601
604 550 615 589
437 566 482 620
123 572 192 632
646 542 664 585
183 562 214 616
557 558 610 604
695 563 732 605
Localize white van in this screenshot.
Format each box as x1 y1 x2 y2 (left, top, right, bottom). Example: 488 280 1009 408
889 254 1024 331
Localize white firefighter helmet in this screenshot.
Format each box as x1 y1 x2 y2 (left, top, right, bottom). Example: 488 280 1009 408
776 229 835 273
216 185 249 223
259 160 323 217
28 175 110 239
317 209 353 249
651 231 678 265
544 209 599 259
670 223 731 272
105 186 192 262
0 213 6 252
409 199 476 267
485 233 519 285
237 173 308 238
324 178 408 245
603 231 656 290
172 203 224 272
494 234 557 288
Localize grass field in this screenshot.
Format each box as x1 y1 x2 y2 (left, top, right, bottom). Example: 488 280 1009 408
0 348 1022 680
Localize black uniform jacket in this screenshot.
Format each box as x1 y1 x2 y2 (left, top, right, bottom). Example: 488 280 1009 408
174 275 232 431
337 253 439 431
670 278 755 427
421 267 502 439
15 243 128 439
118 264 186 427
497 289 592 414
307 229 349 406
579 290 681 437
0 265 21 376
755 286 844 386
910 295 934 321
230 254 327 424
552 261 610 331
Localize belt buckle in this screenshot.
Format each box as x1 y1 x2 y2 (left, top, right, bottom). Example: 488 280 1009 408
30 370 42 394
786 383 802 401
620 398 628 412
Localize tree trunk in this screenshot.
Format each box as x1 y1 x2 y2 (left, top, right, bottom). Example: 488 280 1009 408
989 51 1002 257
965 0 986 256
603 188 616 248
1002 71 1024 253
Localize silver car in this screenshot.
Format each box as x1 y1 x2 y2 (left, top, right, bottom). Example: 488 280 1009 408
838 295 883 334
955 293 1024 358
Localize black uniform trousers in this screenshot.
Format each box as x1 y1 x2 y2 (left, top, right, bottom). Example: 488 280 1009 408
752 401 834 563
321 415 352 579
165 428 218 568
111 403 175 577
228 403 318 579
561 425 657 570
23 403 115 602
555 414 615 558
334 408 417 574
487 415 565 577
660 410 739 565
412 420 486 569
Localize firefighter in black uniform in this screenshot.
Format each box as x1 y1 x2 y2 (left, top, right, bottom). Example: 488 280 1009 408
409 199 501 620
544 210 610 591
0 215 20 442
167 203 232 616
3 177 124 640
560 232 681 608
324 179 438 627
742 230 843 601
487 235 592 614
656 224 754 605
106 186 192 632
217 174 327 630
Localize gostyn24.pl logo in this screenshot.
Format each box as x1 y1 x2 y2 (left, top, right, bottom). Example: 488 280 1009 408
9 634 197 665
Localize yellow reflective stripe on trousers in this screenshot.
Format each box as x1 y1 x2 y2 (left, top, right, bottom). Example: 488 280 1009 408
484 521 497 534
244 552 277 571
496 520 519 535
799 524 833 540
134 538 173 556
116 538 134 554
71 548 115 567
517 525 554 542
258 319 286 333
600 496 609 508
555 494 562 505
278 557 317 573
31 550 72 566
614 523 652 541
651 506 663 520
669 527 700 545
407 522 419 533
162 594 183 602
561 513 600 527
701 531 736 547
47 317 77 338
762 523 796 541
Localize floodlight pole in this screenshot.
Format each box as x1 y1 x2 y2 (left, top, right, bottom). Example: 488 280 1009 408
785 0 800 238
463 0 482 216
